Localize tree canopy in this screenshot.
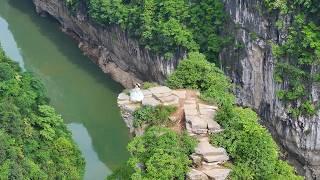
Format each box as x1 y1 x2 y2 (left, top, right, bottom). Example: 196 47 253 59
0 48 85 179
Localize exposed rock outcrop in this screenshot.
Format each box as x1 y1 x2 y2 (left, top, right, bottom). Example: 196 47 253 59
221 0 320 178
117 86 231 179
32 0 185 88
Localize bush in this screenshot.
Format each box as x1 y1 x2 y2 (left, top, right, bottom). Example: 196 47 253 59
167 52 234 107
212 107 302 179
133 105 177 128
142 82 158 89
127 127 197 179
107 164 134 180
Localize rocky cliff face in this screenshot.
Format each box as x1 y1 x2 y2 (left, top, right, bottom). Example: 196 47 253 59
220 0 320 179
32 0 185 88
32 0 320 178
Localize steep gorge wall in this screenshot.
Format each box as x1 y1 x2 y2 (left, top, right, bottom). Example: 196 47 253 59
32 0 185 88
220 0 320 179
32 0 320 178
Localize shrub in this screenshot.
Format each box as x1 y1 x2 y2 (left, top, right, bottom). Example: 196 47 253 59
167 52 234 107
142 82 158 89
127 127 197 179
133 105 176 128
212 107 302 179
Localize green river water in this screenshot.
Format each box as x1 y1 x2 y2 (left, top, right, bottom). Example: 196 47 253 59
0 0 130 179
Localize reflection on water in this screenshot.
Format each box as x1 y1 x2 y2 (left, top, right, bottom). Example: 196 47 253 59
68 123 111 179
0 0 130 179
0 17 24 69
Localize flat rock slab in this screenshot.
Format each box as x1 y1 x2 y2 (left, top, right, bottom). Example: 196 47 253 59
142 97 161 107
203 154 229 163
142 90 152 97
149 86 172 95
195 140 226 156
172 90 187 99
118 93 129 101
186 169 209 180
206 118 222 133
199 103 218 110
158 95 179 105
118 100 130 106
123 104 140 113
202 168 231 180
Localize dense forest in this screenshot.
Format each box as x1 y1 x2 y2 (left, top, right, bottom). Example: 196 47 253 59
0 48 84 179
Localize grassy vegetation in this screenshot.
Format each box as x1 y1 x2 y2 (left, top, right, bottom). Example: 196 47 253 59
142 82 158 89
133 105 177 128
0 48 85 179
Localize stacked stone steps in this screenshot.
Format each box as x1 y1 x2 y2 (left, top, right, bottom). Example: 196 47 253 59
184 96 222 135
183 94 231 180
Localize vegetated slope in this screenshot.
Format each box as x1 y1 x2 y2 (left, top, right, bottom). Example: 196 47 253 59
67 0 227 61
167 52 302 179
0 48 85 179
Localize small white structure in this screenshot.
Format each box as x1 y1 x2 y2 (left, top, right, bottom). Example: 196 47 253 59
130 83 144 102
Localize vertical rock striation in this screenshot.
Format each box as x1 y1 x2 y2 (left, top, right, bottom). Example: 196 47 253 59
32 0 185 88
220 0 320 178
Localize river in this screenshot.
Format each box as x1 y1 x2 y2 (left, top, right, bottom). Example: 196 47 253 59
0 0 130 179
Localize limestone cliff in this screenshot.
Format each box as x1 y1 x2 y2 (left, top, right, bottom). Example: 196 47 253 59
32 0 185 88
32 0 320 178
220 0 320 179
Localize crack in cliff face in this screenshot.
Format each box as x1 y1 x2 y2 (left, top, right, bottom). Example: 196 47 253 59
221 0 320 179
32 0 186 88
